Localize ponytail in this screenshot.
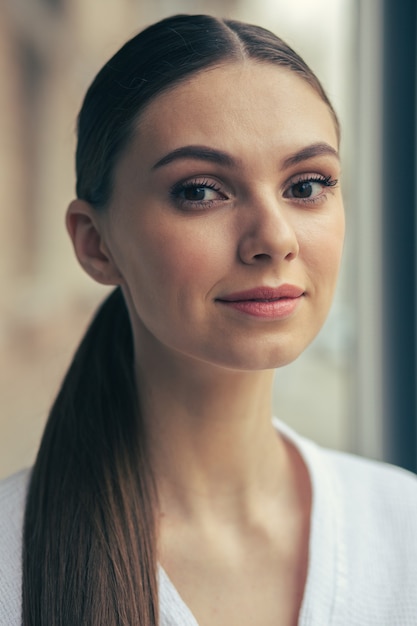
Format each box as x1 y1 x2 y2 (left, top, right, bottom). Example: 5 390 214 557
22 288 158 625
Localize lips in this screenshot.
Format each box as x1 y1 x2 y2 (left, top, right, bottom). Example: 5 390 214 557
216 284 305 319
217 284 305 302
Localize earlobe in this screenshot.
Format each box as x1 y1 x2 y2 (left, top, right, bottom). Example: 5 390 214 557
66 199 124 286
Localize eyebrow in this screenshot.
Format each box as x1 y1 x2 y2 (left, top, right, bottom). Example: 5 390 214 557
152 146 236 169
151 141 339 171
281 142 339 168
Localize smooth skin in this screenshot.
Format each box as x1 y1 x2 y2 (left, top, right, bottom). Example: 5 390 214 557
67 61 345 626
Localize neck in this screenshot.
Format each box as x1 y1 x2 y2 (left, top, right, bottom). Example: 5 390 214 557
135 341 289 523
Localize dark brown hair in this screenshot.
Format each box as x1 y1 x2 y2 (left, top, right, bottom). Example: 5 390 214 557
22 14 339 625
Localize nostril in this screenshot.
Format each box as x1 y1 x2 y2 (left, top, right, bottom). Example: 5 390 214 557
253 252 271 261
285 250 297 261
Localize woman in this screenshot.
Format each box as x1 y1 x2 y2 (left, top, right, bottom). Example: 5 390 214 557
1 13 416 626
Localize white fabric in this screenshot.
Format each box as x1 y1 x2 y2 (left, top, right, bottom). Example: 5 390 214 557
1 420 417 625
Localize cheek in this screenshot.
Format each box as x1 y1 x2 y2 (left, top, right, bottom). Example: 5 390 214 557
118 218 233 297
298 211 345 283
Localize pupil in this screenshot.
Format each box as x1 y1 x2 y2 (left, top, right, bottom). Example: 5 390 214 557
294 182 312 198
184 187 206 201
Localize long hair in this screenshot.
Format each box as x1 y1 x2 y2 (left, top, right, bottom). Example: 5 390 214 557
22 14 339 625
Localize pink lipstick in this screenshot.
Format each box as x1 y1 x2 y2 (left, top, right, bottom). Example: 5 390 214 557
216 285 305 319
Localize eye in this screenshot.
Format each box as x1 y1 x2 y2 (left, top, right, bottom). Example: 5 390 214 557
170 178 228 210
181 185 220 202
284 174 338 204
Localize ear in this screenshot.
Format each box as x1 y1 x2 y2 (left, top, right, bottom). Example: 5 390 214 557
66 199 124 286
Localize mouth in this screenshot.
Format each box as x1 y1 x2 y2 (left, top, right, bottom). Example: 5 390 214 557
218 284 305 302
216 285 305 319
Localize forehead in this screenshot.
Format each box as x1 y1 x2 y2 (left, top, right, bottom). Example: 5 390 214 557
133 61 338 164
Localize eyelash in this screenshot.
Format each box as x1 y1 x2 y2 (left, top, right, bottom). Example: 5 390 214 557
284 174 338 205
169 173 338 210
170 178 226 210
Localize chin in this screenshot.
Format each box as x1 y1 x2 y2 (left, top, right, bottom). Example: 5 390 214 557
202 339 310 373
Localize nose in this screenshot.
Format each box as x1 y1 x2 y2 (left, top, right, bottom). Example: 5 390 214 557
237 192 299 265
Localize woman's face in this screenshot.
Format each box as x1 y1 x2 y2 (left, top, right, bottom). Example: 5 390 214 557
100 61 344 371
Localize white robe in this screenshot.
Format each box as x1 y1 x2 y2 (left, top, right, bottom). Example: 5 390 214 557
1 419 417 625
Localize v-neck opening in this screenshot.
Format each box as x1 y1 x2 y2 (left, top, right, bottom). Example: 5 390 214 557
158 418 343 625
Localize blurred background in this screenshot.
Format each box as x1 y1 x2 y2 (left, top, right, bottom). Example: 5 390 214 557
0 0 415 479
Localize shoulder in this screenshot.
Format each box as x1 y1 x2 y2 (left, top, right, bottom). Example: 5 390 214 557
0 468 30 537
311 445 417 620
0 468 30 509
0 469 30 625
319 447 417 564
276 417 417 512
275 420 417 621
298 433 417 539
321 445 417 513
